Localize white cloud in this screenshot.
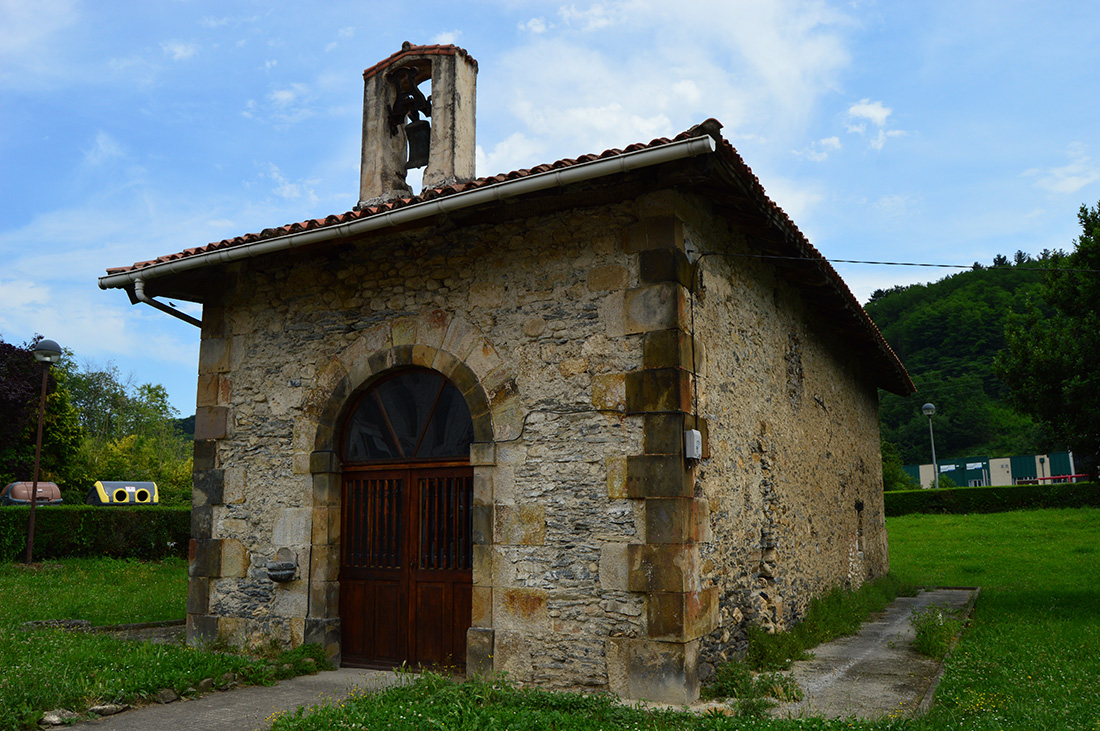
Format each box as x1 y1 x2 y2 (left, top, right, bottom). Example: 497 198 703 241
325 26 354 52
161 40 198 61
519 17 550 34
487 0 853 165
875 193 919 218
559 4 618 31
84 131 124 166
267 164 319 202
1025 143 1100 194
433 30 462 45
795 135 842 162
476 133 547 177
846 98 906 150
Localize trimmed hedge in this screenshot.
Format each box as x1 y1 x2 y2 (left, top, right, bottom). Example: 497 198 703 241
0 506 189 561
885 481 1100 516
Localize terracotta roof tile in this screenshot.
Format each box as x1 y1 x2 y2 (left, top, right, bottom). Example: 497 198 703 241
362 42 477 80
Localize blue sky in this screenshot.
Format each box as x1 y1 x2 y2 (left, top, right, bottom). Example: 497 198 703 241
2 0 1099 416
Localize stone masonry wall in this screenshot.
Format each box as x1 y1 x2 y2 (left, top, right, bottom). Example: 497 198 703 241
678 197 889 677
189 199 670 692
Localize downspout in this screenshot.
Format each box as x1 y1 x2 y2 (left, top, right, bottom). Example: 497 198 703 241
134 278 201 328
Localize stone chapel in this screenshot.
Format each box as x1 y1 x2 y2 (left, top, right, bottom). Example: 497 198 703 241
100 43 913 704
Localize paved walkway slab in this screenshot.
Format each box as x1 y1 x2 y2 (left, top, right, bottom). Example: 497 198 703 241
770 588 978 720
66 667 400 731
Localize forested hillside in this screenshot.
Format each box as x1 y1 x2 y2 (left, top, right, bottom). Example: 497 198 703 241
865 254 1051 470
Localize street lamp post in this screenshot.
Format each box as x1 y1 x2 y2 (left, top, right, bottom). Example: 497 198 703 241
922 402 940 490
25 339 62 565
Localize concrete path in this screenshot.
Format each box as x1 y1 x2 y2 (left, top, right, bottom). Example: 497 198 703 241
769 588 978 720
66 668 400 731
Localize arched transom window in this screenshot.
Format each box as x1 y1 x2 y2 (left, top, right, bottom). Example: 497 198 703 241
342 369 474 463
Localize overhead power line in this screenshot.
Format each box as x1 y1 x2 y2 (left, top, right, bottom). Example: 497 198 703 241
715 252 1100 273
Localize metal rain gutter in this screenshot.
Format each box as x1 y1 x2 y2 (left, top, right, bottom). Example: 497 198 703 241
98 134 718 293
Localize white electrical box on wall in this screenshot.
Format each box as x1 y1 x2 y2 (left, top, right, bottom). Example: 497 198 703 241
684 429 703 460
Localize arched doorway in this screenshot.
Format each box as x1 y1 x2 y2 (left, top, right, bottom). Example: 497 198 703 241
338 368 474 669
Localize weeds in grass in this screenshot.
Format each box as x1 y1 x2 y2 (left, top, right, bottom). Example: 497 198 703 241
701 662 802 717
909 605 963 661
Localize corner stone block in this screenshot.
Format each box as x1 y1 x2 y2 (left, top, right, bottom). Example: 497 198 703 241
186 614 219 646
493 504 546 545
312 471 341 508
639 248 693 289
304 618 341 667
188 539 222 578
623 216 684 253
187 576 210 615
606 637 700 705
495 588 549 632
625 369 692 414
472 504 494 546
645 498 707 544
646 587 719 642
193 468 225 507
493 629 532 682
471 586 493 628
466 627 495 678
470 442 496 466
194 407 229 440
599 542 631 591
472 544 494 587
198 337 230 374
643 413 684 456
220 538 248 578
308 581 340 619
193 439 217 471
191 505 213 540
623 283 687 335
626 455 692 498
627 543 701 593
643 329 701 371
310 545 340 584
473 466 493 506
196 373 231 408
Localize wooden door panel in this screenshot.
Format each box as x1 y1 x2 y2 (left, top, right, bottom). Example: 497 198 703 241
370 579 406 663
412 581 447 666
341 465 472 669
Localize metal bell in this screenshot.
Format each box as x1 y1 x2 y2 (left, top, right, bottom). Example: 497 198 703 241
405 118 431 169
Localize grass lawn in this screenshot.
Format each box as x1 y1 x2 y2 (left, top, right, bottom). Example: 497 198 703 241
893 508 1100 731
0 557 325 731
3 509 1097 731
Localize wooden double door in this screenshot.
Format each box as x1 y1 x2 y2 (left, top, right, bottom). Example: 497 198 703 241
339 464 473 669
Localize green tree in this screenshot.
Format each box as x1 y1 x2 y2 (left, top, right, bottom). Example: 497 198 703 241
0 337 83 489
881 440 917 491
998 202 1100 477
865 254 1056 465
65 361 192 505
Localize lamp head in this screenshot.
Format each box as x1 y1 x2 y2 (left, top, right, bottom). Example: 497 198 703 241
33 339 62 364
921 402 936 417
